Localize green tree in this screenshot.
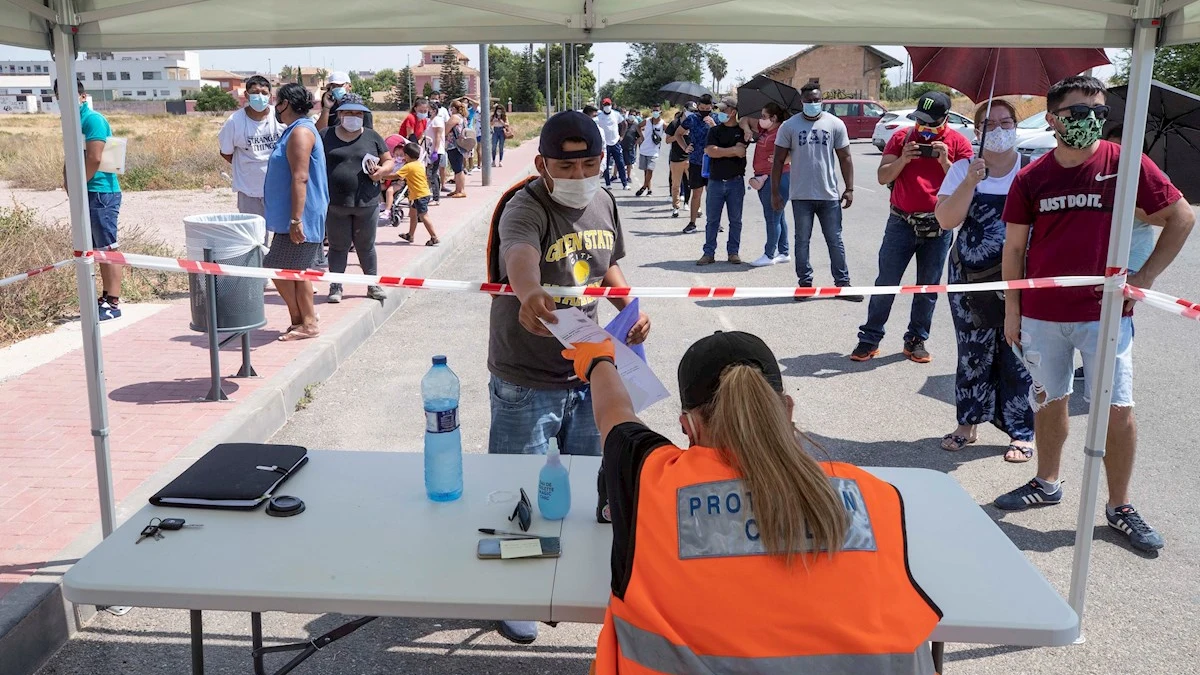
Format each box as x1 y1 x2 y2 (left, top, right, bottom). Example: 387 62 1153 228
707 52 728 94
513 45 544 111
597 79 622 103
373 68 397 91
389 66 415 110
1111 45 1200 94
909 81 952 99
423 81 435 98
440 45 467 100
488 45 523 107
278 65 295 82
349 72 373 99
194 84 238 112
315 68 329 86
619 42 709 107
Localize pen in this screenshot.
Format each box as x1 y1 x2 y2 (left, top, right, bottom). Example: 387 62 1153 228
478 528 538 538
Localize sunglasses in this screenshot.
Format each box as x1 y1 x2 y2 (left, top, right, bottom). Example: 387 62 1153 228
508 488 532 532
1052 104 1110 122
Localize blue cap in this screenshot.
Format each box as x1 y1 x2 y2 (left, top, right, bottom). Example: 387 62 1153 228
337 92 370 113
539 110 603 160
432 355 447 365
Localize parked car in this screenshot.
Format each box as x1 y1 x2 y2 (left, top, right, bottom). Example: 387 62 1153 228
821 99 888 139
871 108 977 150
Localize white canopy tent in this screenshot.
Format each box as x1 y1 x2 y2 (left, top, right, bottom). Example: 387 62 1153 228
2 0 1196 634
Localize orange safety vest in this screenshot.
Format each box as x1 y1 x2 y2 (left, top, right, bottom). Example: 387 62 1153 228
593 445 942 675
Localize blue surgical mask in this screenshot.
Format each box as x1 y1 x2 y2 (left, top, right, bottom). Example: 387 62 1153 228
715 112 730 124
248 93 270 112
652 110 661 119
332 87 346 101
803 102 822 118
416 112 428 120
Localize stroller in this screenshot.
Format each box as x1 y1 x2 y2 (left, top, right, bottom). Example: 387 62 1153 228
383 134 415 226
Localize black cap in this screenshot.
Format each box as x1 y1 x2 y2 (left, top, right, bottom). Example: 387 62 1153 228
910 91 951 125
539 110 603 160
678 331 784 410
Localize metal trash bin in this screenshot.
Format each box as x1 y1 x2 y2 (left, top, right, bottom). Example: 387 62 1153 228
185 213 268 333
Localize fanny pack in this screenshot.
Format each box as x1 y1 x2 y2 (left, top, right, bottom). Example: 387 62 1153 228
951 246 1006 329
891 206 942 238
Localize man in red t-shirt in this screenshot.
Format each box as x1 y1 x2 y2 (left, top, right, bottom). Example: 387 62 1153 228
994 76 1194 553
852 91 974 364
398 98 430 142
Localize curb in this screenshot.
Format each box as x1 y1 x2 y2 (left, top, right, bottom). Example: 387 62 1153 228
0 164 533 675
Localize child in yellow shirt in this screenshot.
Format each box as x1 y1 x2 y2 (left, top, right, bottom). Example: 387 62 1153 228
394 143 439 246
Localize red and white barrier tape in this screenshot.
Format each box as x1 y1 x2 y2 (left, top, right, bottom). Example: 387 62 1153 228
0 258 74 288
1123 284 1200 322
77 249 1107 299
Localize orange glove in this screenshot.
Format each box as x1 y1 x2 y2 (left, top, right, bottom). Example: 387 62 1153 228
561 338 616 383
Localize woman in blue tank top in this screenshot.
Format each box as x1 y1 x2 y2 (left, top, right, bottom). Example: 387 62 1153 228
264 83 329 341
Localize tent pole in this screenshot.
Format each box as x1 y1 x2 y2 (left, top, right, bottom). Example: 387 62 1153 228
1066 16 1158 628
479 43 491 187
52 6 117 539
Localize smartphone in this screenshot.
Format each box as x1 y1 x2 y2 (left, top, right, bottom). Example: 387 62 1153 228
917 143 937 158
476 537 561 559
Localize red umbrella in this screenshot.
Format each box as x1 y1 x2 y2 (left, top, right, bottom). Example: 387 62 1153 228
906 47 1111 102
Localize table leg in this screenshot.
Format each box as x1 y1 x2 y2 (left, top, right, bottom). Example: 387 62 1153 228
932 641 944 673
190 610 205 675
252 612 263 652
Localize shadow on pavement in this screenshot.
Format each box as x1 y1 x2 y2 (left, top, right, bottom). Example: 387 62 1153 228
804 432 983 475
639 259 756 274
695 297 798 308
778 351 908 378
946 644 1040 663
986 518 1160 559
108 378 241 404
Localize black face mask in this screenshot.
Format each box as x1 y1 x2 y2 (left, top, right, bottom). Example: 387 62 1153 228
274 103 286 124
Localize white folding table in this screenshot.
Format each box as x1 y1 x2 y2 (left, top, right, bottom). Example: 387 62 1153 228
63 451 1079 675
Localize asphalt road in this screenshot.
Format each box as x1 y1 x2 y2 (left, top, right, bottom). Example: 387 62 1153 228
39 143 1200 675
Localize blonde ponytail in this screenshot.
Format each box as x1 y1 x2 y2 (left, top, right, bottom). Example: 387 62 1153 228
705 365 847 562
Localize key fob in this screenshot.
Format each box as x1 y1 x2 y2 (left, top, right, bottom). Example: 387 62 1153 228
159 518 186 531
139 525 159 537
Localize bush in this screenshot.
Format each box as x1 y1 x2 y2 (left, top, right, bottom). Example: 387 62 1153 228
0 202 188 346
194 85 238 112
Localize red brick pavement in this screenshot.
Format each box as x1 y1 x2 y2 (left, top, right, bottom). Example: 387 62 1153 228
0 140 537 599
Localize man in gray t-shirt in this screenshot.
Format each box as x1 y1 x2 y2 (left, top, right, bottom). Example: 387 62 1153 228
771 83 859 298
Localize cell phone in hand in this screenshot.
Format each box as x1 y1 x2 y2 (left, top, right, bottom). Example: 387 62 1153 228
917 143 937 158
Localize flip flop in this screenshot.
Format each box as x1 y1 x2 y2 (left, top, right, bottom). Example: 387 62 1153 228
941 433 977 452
426 238 440 247
1004 443 1035 463
277 327 320 342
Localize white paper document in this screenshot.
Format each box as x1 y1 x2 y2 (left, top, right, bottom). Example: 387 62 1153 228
542 308 670 413
361 153 380 174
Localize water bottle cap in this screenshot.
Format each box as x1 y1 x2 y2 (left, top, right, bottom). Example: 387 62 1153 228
432 355 447 365
547 438 561 458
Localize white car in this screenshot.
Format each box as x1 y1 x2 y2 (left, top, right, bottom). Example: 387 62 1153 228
871 108 977 150
1015 112 1056 160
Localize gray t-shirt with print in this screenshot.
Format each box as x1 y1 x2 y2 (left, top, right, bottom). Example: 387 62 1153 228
488 178 625 389
774 112 849 201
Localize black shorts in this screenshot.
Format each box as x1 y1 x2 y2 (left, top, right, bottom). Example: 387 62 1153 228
688 162 708 189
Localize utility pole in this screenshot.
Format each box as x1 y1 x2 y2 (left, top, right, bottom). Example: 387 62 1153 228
545 42 552 119
560 44 567 113
479 44 491 187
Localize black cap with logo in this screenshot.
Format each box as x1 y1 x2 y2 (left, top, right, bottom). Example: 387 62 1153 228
909 91 952 125
677 331 784 410
539 110 603 160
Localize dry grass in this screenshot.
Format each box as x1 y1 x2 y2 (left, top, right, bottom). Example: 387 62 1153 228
0 201 188 346
0 111 542 193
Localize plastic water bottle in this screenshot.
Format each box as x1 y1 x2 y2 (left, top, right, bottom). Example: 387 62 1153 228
537 438 571 520
422 355 462 502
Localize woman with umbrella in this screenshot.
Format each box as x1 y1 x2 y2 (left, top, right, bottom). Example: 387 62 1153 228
934 99 1035 462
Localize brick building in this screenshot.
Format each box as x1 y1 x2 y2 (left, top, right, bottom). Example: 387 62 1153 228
411 45 480 98
757 45 901 101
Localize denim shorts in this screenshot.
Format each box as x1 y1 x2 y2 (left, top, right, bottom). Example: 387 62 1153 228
88 191 121 250
412 196 431 215
487 374 601 456
1016 316 1134 409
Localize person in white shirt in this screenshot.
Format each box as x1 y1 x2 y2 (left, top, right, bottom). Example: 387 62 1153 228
596 97 629 189
424 101 448 203
635 104 665 196
217 75 285 220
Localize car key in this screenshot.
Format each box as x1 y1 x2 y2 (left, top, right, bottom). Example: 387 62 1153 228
135 523 160 544
158 518 202 531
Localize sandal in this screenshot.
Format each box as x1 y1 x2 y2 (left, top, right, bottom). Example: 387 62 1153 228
277 326 320 342
399 233 414 243
941 433 977 452
1004 443 1035 463
425 237 440 247
450 193 467 199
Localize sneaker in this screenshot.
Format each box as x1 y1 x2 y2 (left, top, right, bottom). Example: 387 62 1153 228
696 255 715 266
794 285 814 302
622 184 631 190
773 253 791 264
327 283 343 304
849 341 879 361
993 478 1063 511
749 254 775 267
682 222 697 234
903 338 932 363
718 225 725 233
367 285 387 301
635 186 647 197
1106 504 1165 552
646 190 654 196
671 207 679 218
98 297 121 321
727 254 743 265
496 620 539 644
836 284 864 302
1074 366 1085 380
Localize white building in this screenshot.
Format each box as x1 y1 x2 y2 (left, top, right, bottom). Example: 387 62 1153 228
0 51 204 102
0 74 58 113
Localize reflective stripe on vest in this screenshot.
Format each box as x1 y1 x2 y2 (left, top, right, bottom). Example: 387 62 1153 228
615 615 937 675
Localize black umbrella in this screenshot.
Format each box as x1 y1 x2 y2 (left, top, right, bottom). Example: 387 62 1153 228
1106 80 1200 204
736 75 803 119
656 81 711 106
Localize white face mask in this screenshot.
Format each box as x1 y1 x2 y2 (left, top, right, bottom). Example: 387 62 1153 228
340 116 364 132
983 126 1017 153
547 173 601 209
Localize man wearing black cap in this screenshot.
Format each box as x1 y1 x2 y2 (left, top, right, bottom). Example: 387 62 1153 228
852 91 972 364
485 110 650 645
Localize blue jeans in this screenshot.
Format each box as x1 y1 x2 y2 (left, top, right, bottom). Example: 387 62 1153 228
792 200 849 286
487 375 601 456
756 174 789 258
703 177 744 257
491 127 506 162
858 214 952 345
605 143 628 187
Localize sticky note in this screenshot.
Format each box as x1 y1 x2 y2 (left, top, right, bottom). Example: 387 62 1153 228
500 538 543 559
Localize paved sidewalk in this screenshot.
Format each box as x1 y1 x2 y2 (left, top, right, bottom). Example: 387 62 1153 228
0 140 537 601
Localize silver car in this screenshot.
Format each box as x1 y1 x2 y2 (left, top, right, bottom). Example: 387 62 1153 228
871 108 977 151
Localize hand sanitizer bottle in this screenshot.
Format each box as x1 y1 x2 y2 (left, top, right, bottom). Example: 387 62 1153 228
537 439 571 520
